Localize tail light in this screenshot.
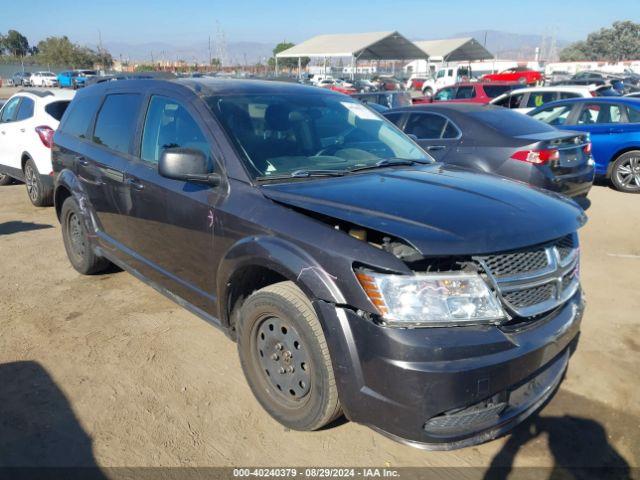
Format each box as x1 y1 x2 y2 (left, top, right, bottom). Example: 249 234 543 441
583 142 592 155
510 148 559 165
590 90 597 97
35 126 55 148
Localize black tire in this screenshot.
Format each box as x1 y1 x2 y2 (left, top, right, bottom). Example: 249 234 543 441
60 196 111 275
237 281 342 431
423 86 433 97
610 150 640 193
24 158 53 207
0 173 12 186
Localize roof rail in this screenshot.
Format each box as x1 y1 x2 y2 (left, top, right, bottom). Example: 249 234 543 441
18 89 54 98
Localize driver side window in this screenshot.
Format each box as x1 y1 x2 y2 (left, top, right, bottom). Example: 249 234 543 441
141 96 211 165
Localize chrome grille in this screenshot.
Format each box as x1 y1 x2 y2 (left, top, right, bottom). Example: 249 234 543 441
475 234 580 318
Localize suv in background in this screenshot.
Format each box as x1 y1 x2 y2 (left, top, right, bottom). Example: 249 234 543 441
0 89 75 205
52 78 585 449
491 86 595 113
431 82 520 104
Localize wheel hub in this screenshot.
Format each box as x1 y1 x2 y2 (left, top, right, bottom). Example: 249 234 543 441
256 316 311 400
25 165 38 201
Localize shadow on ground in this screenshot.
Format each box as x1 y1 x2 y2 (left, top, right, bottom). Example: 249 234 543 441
0 361 105 477
0 221 53 236
484 389 635 480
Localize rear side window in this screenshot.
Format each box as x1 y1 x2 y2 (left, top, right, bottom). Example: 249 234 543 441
45 101 70 121
405 113 449 140
560 92 581 99
482 85 513 98
494 93 525 109
434 88 455 101
62 95 102 139
93 94 142 153
15 97 34 121
526 91 557 108
626 105 640 123
577 103 623 125
455 86 475 99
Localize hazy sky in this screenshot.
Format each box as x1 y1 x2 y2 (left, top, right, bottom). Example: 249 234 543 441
3 0 639 46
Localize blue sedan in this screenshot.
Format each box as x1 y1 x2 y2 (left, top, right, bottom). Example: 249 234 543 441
528 97 640 193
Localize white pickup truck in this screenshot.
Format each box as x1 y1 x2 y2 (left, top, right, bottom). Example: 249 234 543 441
420 65 472 96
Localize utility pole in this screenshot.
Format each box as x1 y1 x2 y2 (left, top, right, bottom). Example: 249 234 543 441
208 36 212 67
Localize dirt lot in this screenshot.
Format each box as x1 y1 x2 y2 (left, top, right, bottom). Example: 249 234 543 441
0 179 639 474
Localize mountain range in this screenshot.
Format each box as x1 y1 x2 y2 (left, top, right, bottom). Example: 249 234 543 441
104 30 570 65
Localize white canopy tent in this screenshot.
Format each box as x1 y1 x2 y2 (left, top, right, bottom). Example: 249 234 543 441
414 37 493 63
275 31 428 78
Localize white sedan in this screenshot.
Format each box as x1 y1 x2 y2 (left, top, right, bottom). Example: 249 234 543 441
30 71 59 87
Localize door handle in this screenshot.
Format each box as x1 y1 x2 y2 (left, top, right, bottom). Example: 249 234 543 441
425 145 446 151
126 177 145 191
76 156 90 167
19 128 25 133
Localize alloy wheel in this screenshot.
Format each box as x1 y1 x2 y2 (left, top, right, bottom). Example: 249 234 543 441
254 315 311 403
25 165 39 202
615 155 640 191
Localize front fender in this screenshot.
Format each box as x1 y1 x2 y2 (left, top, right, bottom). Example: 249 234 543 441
217 235 346 325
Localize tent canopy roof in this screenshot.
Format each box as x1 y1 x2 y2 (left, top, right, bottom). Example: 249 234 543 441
276 31 428 60
415 37 493 62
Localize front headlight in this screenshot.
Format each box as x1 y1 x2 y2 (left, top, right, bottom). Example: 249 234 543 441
356 270 506 327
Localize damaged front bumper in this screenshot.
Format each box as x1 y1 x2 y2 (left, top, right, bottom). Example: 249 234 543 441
314 290 584 450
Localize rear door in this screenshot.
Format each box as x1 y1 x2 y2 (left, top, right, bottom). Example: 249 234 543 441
78 92 143 252
403 111 461 161
564 101 627 174
124 90 223 313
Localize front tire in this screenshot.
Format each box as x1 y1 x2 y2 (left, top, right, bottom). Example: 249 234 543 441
611 151 640 193
24 158 53 206
60 197 111 275
422 86 433 97
237 281 342 431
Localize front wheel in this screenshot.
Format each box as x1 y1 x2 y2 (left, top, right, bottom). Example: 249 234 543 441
422 87 433 97
611 151 640 193
237 281 342 431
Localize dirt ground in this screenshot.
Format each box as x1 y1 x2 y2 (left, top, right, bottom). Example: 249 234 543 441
0 178 639 474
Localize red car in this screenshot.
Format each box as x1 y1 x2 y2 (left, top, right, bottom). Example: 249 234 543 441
481 67 543 85
429 82 521 104
328 84 357 95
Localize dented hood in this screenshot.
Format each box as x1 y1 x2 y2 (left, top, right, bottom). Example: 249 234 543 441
261 165 587 256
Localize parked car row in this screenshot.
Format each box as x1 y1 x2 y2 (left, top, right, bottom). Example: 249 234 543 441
10 69 98 90
0 77 590 450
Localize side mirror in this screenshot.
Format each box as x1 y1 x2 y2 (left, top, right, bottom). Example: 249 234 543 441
159 148 220 186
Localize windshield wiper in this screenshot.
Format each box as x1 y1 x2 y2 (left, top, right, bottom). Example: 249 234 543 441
349 157 431 173
255 169 348 182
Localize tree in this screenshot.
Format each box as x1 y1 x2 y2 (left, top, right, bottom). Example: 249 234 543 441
560 21 640 62
268 41 310 71
36 36 112 69
3 30 29 57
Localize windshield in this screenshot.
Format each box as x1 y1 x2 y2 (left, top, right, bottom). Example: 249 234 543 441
206 93 430 178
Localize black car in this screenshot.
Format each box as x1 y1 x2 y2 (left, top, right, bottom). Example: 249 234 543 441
52 78 586 449
384 104 595 201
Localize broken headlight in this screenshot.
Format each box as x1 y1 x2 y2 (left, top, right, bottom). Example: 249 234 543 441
356 270 506 327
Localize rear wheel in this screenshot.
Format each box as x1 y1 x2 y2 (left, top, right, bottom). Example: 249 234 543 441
611 151 640 193
24 158 53 207
237 281 342 431
61 197 111 274
0 173 12 186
